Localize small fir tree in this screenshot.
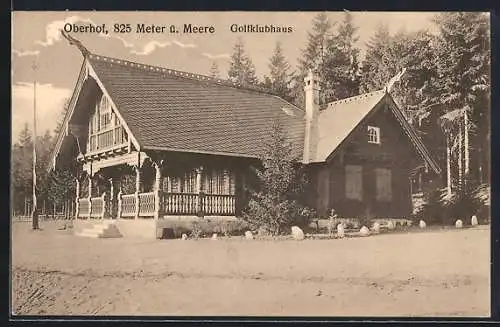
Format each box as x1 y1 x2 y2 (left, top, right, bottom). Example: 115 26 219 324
228 38 258 86
243 120 314 235
262 41 293 101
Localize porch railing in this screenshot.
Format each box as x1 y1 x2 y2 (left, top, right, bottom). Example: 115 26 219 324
90 197 104 218
139 192 155 217
88 126 127 154
78 198 90 216
121 194 136 217
203 194 236 216
76 191 237 219
163 192 198 215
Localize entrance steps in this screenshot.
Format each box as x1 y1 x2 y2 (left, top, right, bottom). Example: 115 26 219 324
75 221 123 238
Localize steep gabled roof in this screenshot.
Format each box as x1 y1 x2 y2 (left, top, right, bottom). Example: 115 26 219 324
51 46 440 176
86 54 306 159
314 90 386 163
312 90 441 175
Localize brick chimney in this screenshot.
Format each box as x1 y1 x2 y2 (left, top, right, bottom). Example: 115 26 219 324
303 69 321 163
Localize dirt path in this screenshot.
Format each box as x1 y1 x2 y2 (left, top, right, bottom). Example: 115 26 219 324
11 222 490 316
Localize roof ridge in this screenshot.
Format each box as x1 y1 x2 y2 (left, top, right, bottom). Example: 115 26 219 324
324 89 385 109
87 52 279 97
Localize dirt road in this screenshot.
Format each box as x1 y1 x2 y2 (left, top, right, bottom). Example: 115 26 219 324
11 221 490 316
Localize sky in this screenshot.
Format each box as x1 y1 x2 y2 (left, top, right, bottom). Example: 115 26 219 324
11 11 440 141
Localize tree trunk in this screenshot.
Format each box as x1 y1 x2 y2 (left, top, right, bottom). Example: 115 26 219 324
446 135 452 197
458 123 463 189
478 147 483 184
464 107 470 181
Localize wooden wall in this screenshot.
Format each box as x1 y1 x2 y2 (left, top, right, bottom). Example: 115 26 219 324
313 102 431 219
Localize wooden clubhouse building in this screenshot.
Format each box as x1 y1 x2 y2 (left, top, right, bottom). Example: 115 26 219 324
50 38 441 237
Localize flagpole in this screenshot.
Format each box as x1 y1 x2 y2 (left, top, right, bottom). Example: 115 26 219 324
31 61 39 230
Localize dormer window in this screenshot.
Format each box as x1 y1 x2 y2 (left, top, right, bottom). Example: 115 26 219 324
368 126 380 144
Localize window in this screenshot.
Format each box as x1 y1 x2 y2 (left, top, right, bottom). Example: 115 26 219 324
98 95 112 130
203 169 235 195
345 165 363 200
367 126 380 144
375 168 392 201
182 171 197 193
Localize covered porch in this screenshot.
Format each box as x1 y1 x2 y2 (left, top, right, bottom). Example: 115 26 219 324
74 150 250 221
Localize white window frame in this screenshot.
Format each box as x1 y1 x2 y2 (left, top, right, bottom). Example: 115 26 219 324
367 126 381 144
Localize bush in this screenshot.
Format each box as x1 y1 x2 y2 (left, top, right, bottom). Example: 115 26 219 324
189 221 202 239
159 219 251 239
242 120 314 236
413 188 445 225
357 217 372 229
472 183 491 223
414 183 490 226
440 183 482 224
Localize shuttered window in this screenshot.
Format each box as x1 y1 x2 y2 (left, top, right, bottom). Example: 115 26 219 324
375 168 392 201
345 165 363 200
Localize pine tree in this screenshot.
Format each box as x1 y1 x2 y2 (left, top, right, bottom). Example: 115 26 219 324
359 24 393 93
228 38 258 86
36 130 54 200
321 11 361 101
243 120 313 235
263 41 293 101
292 12 334 107
47 168 75 208
298 12 333 72
210 61 220 78
434 12 490 188
11 123 34 214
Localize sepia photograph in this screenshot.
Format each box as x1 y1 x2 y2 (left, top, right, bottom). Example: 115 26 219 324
11 11 491 317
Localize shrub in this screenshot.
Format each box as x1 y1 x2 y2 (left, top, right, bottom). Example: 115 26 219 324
159 219 250 239
243 120 314 236
413 188 445 225
189 221 202 239
472 183 491 223
414 182 491 226
357 217 372 229
440 183 481 224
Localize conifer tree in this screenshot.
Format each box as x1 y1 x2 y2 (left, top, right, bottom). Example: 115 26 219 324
228 38 258 86
291 12 334 107
262 41 293 101
321 11 361 101
243 120 313 235
359 24 393 93
434 12 490 188
11 124 34 214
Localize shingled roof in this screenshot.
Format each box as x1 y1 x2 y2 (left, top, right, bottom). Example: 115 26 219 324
87 54 306 159
314 90 386 163
312 89 441 174
51 50 440 175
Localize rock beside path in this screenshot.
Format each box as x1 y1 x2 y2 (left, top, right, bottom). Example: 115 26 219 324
291 226 304 240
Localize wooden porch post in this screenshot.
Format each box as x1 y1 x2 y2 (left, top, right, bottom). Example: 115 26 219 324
100 192 107 219
75 177 80 220
87 174 92 219
196 166 204 217
109 178 115 218
153 161 164 220
117 188 123 219
134 165 141 219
